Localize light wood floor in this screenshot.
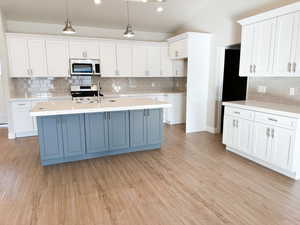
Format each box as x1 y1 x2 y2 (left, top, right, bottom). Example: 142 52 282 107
1 125 300 225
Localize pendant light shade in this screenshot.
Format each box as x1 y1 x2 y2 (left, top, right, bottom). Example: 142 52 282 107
124 1 135 38
62 0 76 34
124 24 135 38
62 19 76 34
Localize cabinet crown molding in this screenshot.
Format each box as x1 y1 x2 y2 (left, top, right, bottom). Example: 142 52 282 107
238 2 300 26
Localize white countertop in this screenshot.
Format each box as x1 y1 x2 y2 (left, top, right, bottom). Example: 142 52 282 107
31 97 172 117
223 100 300 118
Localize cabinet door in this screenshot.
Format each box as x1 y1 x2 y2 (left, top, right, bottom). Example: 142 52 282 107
270 127 294 171
273 13 295 76
147 46 161 77
222 115 236 147
61 114 86 157
236 118 253 155
27 39 47 76
132 46 147 76
130 110 147 148
239 24 255 76
169 39 188 59
69 40 99 59
85 112 109 154
166 94 186 124
100 42 117 76
160 47 173 76
291 12 300 76
252 123 271 161
173 60 186 77
147 109 163 145
116 44 132 76
12 102 34 135
37 116 64 161
108 111 129 151
7 37 30 77
252 19 276 76
46 39 69 77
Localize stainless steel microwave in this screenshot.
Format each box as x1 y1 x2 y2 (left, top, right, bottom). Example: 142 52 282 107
70 59 101 76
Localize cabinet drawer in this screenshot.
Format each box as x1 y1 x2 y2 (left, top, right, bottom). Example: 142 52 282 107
12 101 31 109
225 107 254 120
255 112 297 129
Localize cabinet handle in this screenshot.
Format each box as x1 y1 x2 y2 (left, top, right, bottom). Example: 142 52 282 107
234 111 240 115
236 120 239 128
266 128 270 137
27 69 30 75
253 64 256 73
232 120 235 128
288 62 292 72
175 51 179 57
250 65 253 73
293 63 296 73
144 110 146 117
268 118 278 122
271 128 274 138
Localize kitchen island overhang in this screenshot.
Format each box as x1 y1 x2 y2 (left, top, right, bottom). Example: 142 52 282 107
31 98 171 166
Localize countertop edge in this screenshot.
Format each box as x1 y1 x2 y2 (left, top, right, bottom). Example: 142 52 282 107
31 104 172 117
222 101 300 119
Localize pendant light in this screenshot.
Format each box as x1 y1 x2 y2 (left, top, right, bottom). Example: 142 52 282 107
62 0 76 34
124 1 135 38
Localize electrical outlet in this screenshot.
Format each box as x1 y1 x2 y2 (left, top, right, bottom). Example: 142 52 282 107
290 88 295 96
257 85 267 93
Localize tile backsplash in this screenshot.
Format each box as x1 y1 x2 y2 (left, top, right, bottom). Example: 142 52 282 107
247 77 300 105
10 77 186 97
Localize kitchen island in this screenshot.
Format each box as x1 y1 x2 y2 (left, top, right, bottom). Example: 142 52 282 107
31 98 171 166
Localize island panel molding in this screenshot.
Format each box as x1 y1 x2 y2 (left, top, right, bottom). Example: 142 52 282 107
37 109 163 166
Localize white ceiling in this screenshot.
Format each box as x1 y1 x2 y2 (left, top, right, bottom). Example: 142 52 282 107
0 0 299 33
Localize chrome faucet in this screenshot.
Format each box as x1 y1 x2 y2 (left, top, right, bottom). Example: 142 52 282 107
97 80 103 103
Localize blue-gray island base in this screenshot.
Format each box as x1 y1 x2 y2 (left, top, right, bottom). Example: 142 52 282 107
37 109 163 166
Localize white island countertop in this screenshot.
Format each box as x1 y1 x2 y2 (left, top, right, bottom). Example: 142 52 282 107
223 100 300 118
31 97 171 117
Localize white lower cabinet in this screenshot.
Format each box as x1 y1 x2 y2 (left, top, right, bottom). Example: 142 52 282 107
223 105 299 179
10 98 71 138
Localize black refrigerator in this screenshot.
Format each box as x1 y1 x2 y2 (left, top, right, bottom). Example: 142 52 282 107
220 47 247 133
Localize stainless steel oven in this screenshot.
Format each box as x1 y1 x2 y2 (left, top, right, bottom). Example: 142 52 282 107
70 59 101 76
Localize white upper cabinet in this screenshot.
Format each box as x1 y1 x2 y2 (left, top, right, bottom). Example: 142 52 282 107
27 39 47 76
169 39 188 59
69 40 99 59
238 2 300 77
173 60 186 77
239 24 255 76
100 42 117 76
160 46 173 76
116 44 132 76
239 19 276 77
7 36 30 77
147 46 161 77
132 45 148 76
291 12 300 75
252 19 276 76
45 39 69 77
273 13 295 76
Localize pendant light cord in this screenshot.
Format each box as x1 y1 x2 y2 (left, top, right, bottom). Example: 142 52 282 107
126 1 130 26
65 0 69 20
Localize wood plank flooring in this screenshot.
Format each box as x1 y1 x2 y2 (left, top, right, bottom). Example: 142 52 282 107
1 125 300 225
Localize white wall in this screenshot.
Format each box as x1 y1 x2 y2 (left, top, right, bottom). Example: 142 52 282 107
6 20 172 41
0 9 9 123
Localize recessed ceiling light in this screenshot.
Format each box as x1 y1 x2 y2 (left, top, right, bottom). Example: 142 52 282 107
94 0 102 5
156 6 164 12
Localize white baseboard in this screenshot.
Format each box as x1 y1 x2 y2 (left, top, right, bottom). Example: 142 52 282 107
8 132 16 139
206 126 218 134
